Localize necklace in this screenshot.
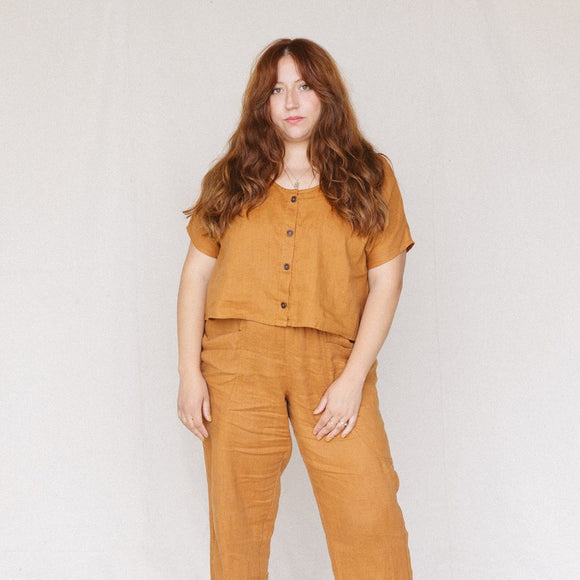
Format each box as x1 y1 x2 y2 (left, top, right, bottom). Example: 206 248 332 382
283 165 316 190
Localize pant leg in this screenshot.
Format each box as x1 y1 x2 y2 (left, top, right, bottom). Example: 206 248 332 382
285 326 413 580
201 318 292 579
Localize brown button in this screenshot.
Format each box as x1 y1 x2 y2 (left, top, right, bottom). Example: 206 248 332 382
286 230 293 236
291 195 297 202
284 263 290 270
281 302 287 308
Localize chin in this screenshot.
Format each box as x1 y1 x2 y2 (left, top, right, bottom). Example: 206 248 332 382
283 131 311 143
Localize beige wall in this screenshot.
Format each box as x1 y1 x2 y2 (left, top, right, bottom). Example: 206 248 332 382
1 1 579 578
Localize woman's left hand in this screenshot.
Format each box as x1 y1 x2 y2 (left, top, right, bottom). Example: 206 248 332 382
312 373 364 441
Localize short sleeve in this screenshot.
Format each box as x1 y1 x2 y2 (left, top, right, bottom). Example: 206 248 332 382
364 161 415 269
186 212 220 258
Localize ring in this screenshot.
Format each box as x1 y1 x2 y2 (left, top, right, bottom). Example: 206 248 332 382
328 418 336 425
339 421 348 427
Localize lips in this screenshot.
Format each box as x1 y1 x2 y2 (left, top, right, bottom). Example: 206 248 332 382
285 116 304 124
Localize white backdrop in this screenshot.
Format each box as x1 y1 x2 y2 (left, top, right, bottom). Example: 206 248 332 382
1 1 579 579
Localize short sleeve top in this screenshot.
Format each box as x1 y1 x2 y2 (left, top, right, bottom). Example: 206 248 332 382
186 158 415 341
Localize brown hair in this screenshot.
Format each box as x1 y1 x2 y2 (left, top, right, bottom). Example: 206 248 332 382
183 38 391 242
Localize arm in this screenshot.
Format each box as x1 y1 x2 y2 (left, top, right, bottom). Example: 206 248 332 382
312 250 407 441
342 250 406 383
176 242 217 441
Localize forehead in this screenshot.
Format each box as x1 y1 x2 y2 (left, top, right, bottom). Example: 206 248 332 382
275 55 303 83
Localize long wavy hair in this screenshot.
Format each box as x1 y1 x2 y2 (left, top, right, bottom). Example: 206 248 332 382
184 38 392 242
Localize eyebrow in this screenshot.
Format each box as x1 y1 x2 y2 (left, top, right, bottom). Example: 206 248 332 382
274 78 306 85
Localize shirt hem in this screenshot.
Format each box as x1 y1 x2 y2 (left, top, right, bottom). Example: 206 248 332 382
204 312 358 342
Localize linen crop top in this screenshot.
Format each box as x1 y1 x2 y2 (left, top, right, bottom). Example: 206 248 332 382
186 158 415 341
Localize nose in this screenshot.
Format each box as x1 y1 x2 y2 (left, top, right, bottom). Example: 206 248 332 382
284 88 298 109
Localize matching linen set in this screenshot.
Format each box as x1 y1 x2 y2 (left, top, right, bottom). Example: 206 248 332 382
187 158 415 578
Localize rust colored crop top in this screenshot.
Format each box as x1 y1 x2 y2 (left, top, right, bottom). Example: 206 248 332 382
186 158 415 341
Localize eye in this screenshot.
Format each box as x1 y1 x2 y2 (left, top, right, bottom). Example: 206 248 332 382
271 87 283 95
299 83 311 91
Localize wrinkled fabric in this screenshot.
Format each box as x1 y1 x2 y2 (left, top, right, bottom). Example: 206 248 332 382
187 158 415 342
201 317 413 579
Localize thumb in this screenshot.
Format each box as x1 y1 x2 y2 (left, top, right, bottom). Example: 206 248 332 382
313 395 327 415
203 397 212 422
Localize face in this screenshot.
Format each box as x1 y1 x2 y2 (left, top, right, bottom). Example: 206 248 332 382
269 55 322 146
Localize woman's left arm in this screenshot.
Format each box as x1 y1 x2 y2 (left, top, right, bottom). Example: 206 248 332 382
312 250 407 441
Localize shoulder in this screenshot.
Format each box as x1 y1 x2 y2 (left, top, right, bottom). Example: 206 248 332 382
376 154 399 203
377 153 396 178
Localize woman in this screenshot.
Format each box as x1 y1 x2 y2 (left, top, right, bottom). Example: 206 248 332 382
177 38 415 579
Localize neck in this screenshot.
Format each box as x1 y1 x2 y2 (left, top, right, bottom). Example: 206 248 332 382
277 141 318 190
283 142 310 171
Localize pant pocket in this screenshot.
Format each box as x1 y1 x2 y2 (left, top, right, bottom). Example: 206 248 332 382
323 330 355 351
203 317 243 344
200 318 245 393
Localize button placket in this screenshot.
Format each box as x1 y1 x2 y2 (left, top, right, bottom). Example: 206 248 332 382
277 192 299 320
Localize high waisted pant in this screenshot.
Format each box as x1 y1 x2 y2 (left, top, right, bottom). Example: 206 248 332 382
200 317 413 579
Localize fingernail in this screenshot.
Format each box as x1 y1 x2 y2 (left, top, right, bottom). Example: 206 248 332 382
208 415 212 421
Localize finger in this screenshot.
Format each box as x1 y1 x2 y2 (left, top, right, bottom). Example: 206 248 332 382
190 415 209 439
189 422 207 441
188 427 204 442
182 412 208 439
179 416 202 440
312 395 327 415
315 417 338 440
324 427 341 441
325 419 348 441
202 397 212 423
341 417 357 437
312 413 328 435
313 420 325 436
313 413 334 437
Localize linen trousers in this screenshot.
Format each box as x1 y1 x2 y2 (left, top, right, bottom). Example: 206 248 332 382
200 317 413 580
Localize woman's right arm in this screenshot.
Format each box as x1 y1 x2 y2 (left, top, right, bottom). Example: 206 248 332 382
176 242 217 441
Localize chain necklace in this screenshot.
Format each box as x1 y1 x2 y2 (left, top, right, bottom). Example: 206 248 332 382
283 165 316 190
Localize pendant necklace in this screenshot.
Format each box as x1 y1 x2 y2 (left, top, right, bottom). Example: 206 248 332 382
283 165 316 190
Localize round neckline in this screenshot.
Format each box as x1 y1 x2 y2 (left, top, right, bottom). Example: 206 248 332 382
272 181 321 198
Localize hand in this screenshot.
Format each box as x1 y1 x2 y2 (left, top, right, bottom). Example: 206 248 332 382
177 370 212 441
312 372 364 441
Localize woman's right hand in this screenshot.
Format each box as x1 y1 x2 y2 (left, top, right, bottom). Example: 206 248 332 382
177 370 212 441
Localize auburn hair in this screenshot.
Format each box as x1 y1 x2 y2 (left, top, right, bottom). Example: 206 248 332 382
183 38 392 242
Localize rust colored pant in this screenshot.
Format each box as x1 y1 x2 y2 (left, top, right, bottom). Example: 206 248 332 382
200 317 413 579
